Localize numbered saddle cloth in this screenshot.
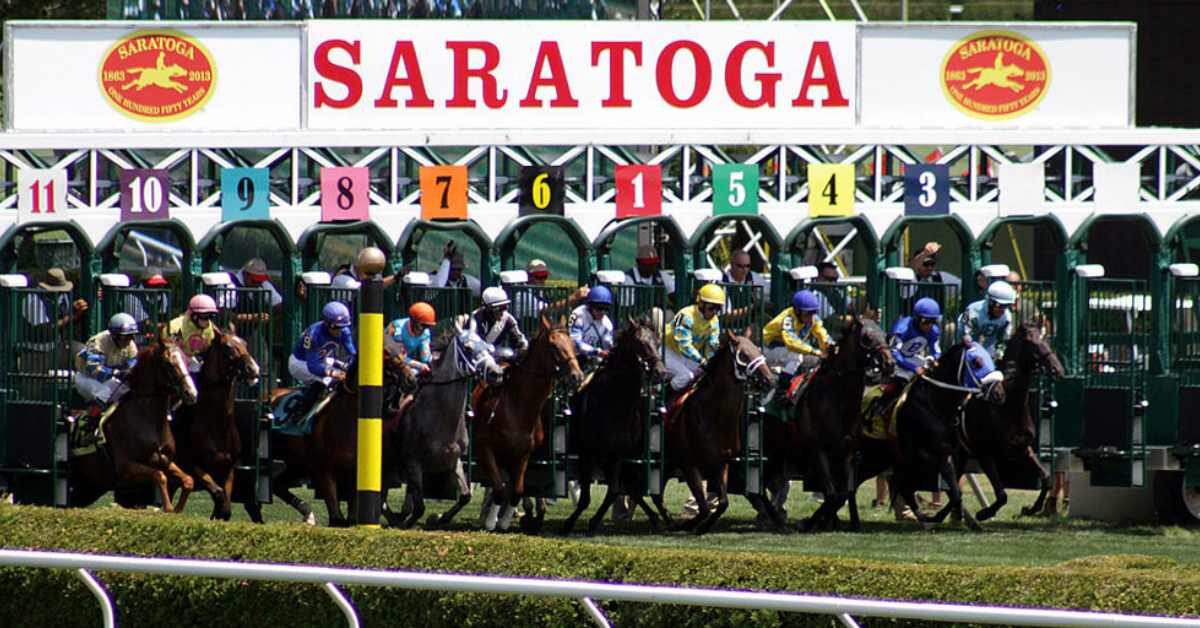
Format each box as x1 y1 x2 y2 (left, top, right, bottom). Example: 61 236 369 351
860 382 913 441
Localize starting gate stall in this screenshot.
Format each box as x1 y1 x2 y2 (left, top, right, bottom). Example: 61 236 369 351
1162 261 1200 523
0 275 76 505
300 271 359 331
97 273 171 343
880 215 975 344
687 215 782 318
783 266 871 326
396 220 490 331
200 272 274 506
296 220 397 319
94 219 198 314
592 216 691 313
782 216 882 316
196 219 298 388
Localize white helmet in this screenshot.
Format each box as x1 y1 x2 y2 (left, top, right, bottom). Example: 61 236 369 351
987 280 1017 305
482 286 511 308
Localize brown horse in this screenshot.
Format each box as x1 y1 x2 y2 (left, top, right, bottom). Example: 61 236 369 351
651 330 775 535
475 315 583 532
172 326 261 520
69 337 199 511
248 348 414 526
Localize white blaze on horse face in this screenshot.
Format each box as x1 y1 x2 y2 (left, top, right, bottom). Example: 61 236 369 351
172 346 198 403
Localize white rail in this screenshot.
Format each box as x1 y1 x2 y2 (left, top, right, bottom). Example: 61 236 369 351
1 549 1198 628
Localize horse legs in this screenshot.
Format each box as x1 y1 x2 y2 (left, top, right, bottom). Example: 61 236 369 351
802 450 839 532
695 464 730 535
1020 446 1053 517
429 460 472 528
188 465 228 520
276 483 316 526
561 458 593 535
893 471 931 531
844 454 862 532
585 461 623 535
974 455 1008 522
630 495 661 532
115 456 175 513
930 455 979 530
503 456 530 533
315 468 348 527
477 446 506 531
672 467 709 532
649 493 673 527
401 461 426 528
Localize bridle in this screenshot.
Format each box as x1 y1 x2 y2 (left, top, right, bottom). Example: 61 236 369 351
732 343 769 386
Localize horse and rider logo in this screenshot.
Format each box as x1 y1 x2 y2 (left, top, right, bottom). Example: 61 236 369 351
98 30 217 122
941 30 1050 121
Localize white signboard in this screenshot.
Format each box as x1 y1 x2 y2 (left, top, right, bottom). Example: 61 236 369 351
305 21 857 131
859 24 1133 129
7 23 302 131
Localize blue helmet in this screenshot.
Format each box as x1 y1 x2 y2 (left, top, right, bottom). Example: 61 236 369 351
108 312 138 336
913 297 942 321
791 290 820 313
321 301 352 328
588 285 613 306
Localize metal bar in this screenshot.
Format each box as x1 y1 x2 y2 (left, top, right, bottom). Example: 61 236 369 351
75 568 116 628
579 597 611 628
324 582 361 628
966 473 990 511
5 550 1199 627
838 613 862 628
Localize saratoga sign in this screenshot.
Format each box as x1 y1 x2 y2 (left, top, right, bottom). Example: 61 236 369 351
3 21 1133 133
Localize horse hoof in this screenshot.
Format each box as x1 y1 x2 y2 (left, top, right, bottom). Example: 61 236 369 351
964 514 982 532
425 514 442 528
976 509 996 522
304 512 317 526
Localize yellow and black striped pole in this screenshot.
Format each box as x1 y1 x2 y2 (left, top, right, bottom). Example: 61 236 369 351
355 247 386 527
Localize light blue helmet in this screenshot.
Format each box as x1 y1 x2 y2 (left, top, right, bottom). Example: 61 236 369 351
108 313 138 336
791 290 820 313
587 285 613 306
321 301 352 328
913 297 942 321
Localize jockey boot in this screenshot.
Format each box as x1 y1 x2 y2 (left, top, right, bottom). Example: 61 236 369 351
289 382 326 425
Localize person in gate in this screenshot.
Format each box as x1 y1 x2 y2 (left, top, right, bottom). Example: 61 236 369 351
568 285 614 365
74 313 140 412
434 241 483 296
626 244 676 303
664 283 725 394
169 294 220 373
957 280 1015 359
286 301 356 423
763 289 830 376
386 302 436 376
465 286 529 367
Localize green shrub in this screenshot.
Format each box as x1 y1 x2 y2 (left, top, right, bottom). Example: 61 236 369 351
0 505 1197 627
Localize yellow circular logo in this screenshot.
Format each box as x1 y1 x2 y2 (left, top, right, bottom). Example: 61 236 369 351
941 30 1050 121
98 30 217 123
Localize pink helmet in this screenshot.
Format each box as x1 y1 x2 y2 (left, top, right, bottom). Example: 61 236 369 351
187 294 218 315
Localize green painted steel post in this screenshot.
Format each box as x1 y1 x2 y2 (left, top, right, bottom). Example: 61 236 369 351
355 247 386 528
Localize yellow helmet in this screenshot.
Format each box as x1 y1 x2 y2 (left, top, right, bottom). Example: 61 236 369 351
698 283 726 305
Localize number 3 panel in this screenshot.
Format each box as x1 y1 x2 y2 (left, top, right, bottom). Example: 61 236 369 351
806 163 856 218
321 166 370 222
904 164 950 216
419 165 469 221
220 167 270 222
120 169 171 222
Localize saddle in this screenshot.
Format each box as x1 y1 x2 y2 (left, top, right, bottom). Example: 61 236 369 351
860 381 914 442
663 382 700 428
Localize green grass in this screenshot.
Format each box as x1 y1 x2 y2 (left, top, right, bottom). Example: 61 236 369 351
74 478 1200 570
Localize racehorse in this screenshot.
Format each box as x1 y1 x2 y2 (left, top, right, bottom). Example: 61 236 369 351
474 315 583 532
69 337 199 512
955 322 1065 521
650 330 775 535
855 341 1006 530
758 316 894 532
561 317 669 535
171 326 261 520
382 326 503 529
245 349 415 526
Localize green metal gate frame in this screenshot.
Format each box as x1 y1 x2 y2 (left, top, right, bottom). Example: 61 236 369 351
609 284 669 495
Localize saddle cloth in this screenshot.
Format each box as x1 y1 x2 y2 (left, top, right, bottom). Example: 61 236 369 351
860 381 914 441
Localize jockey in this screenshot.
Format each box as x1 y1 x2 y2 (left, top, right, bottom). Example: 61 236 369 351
74 313 139 409
568 285 614 362
890 297 943 381
169 294 219 373
287 301 356 421
466 286 528 365
387 301 436 375
664 283 724 391
763 290 830 375
957 280 1015 359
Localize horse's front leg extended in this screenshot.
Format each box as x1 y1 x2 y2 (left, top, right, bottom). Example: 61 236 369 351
674 466 708 532
974 455 1007 522
844 453 861 532
160 457 195 513
803 450 838 532
695 463 730 535
429 459 472 528
315 467 346 527
503 456 531 533
401 460 425 528
585 460 622 535
1020 446 1053 516
219 465 236 521
933 455 979 530
561 457 593 535
477 444 506 531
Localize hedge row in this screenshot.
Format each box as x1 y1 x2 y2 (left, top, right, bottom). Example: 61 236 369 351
0 505 1197 627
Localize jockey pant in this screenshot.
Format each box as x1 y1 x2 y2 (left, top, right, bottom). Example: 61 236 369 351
665 348 703 391
74 373 126 404
764 345 820 375
288 355 336 387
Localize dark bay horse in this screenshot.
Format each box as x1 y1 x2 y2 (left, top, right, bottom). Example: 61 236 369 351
475 315 583 532
956 323 1065 521
246 349 415 526
69 338 199 511
172 326 261 520
561 318 668 535
855 341 1006 530
758 316 893 532
382 327 502 529
651 330 775 535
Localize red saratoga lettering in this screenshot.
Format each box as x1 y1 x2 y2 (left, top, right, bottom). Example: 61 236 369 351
374 41 434 108
446 41 508 109
519 42 579 108
792 41 849 108
591 41 642 108
725 41 781 108
313 39 362 109
655 40 712 109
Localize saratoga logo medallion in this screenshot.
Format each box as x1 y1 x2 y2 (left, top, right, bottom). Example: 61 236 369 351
941 30 1049 120
98 30 217 122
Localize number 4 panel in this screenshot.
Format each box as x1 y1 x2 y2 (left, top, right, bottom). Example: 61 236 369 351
321 166 370 222
806 163 856 218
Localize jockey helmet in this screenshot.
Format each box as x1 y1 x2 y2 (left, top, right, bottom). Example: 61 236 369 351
986 280 1017 306
108 312 138 336
791 290 821 313
913 297 942 321
587 285 613 307
697 283 725 306
482 286 511 309
408 302 436 326
187 294 219 315
321 301 352 329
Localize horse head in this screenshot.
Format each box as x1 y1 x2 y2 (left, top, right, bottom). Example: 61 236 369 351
538 314 583 388
722 328 774 392
128 333 197 405
203 324 261 388
832 314 893 378
382 342 417 409
1006 322 1065 381
616 315 668 383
